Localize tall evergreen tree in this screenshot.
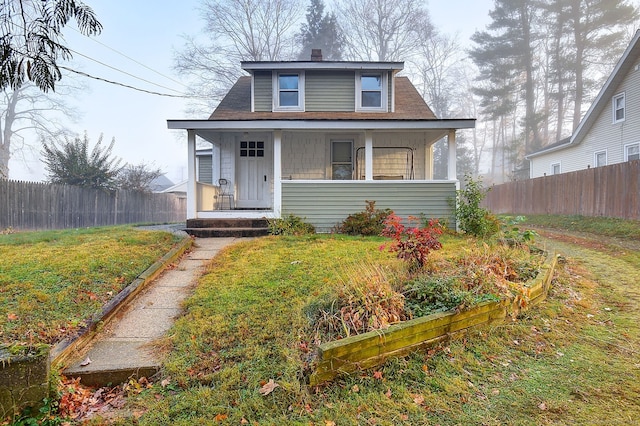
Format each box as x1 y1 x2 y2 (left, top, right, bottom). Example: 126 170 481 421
298 0 344 60
470 0 542 156
564 0 639 129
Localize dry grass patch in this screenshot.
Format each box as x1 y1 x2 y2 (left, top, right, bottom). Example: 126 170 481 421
0 226 181 344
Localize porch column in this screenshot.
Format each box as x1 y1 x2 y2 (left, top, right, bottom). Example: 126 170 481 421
447 130 457 181
187 129 197 219
273 130 282 215
365 130 373 180
212 141 221 184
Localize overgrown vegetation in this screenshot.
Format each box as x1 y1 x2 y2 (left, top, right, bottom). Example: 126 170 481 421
452 174 499 238
336 200 392 236
0 226 180 344
100 231 640 425
267 214 315 235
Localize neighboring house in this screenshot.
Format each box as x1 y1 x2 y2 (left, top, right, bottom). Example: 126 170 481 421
149 174 175 193
527 30 640 178
167 50 475 231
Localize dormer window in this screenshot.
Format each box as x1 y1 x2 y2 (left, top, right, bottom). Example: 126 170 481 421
356 71 388 112
273 72 304 111
613 92 625 123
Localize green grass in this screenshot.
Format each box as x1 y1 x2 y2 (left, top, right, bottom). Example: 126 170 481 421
522 214 640 240
0 226 181 344
99 232 640 425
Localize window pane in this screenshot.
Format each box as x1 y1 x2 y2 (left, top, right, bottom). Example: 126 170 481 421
616 107 625 121
552 164 560 175
628 145 639 161
595 152 606 167
362 91 382 107
332 142 352 162
361 75 381 90
332 164 352 180
279 91 298 106
279 75 298 90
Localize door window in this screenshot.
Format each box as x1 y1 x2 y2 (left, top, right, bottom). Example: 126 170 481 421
332 140 353 180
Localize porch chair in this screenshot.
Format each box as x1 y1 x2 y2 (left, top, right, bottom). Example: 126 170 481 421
216 178 235 210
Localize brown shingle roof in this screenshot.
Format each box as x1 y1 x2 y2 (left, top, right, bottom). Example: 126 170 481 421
209 76 437 120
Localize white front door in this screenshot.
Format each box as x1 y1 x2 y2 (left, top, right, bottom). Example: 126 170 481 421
236 138 271 208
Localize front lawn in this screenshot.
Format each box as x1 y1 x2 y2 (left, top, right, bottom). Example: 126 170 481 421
119 234 564 425
0 226 182 344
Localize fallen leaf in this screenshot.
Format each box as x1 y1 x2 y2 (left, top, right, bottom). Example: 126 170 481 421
7 313 18 321
325 421 336 426
161 378 171 388
385 388 392 399
351 384 359 393
412 393 425 405
373 370 383 380
240 418 249 425
538 402 547 411
492 389 500 395
80 357 92 367
214 413 228 421
259 379 279 396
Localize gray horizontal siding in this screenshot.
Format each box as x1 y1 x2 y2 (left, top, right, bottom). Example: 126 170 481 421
282 181 456 232
305 70 355 111
254 71 272 111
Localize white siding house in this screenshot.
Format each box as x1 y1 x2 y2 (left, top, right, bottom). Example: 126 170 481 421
527 30 640 178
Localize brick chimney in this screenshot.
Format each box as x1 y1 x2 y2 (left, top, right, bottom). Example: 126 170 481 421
311 49 323 61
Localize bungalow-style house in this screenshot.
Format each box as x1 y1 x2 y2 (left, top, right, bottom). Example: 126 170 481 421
167 50 475 233
527 30 640 178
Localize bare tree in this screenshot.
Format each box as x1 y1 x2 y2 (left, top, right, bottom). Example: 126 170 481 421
0 82 79 178
336 0 434 62
117 163 164 193
174 0 304 114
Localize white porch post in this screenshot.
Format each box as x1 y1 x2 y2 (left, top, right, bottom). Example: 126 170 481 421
187 129 197 219
273 130 282 215
212 141 221 184
447 130 457 181
365 130 373 180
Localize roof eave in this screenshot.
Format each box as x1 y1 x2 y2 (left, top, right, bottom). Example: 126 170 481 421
571 30 640 146
167 118 476 131
241 61 404 71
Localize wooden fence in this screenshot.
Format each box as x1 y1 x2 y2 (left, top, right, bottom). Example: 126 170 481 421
483 160 640 220
0 180 186 230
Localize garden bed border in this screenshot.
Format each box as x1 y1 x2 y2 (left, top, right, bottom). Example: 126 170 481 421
310 251 559 386
49 235 193 368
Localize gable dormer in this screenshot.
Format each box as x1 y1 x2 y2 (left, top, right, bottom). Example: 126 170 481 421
242 57 403 114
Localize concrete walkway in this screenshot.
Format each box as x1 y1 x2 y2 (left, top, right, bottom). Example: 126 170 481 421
64 237 239 387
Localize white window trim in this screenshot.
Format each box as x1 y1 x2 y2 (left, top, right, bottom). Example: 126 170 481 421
355 71 388 112
273 71 305 112
624 142 640 161
593 150 607 167
612 92 625 124
551 162 561 175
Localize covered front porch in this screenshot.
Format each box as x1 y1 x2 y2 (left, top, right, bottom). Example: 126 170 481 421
168 120 474 232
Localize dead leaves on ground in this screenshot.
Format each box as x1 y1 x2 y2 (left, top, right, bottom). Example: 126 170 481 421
259 379 279 396
57 376 154 422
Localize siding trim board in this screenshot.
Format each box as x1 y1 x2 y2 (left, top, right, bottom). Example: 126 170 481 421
281 180 456 232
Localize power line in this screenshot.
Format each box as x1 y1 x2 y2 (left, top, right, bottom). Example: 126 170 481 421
67 47 184 94
66 25 189 90
59 66 207 99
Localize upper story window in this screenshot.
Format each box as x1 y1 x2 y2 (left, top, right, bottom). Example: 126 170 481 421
626 143 639 161
613 93 625 123
273 72 304 111
356 72 387 112
594 150 607 167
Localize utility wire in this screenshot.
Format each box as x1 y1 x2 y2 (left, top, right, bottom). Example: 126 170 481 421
59 66 207 99
67 47 184 94
66 25 189 89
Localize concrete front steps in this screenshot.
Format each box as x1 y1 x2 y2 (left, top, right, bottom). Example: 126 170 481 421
184 218 270 238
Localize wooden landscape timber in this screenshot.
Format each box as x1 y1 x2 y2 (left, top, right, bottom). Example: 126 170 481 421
310 252 559 386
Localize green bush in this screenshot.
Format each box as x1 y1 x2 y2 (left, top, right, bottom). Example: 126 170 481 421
452 174 499 238
403 276 499 317
337 200 392 236
268 214 315 235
